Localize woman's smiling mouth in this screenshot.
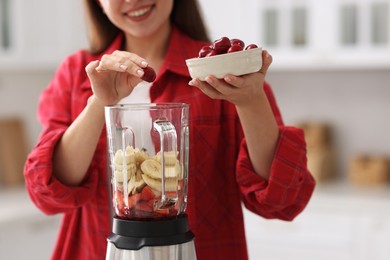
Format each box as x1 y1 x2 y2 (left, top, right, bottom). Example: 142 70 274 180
129 6 151 17
125 5 154 20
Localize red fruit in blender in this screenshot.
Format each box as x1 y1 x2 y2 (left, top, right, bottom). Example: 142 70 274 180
245 44 258 50
141 186 155 201
141 66 156 82
227 44 244 53
212 37 231 54
128 193 142 209
137 201 153 212
198 45 213 58
230 38 245 48
155 208 171 215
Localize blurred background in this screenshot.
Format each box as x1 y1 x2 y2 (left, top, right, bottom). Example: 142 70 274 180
1 0 390 259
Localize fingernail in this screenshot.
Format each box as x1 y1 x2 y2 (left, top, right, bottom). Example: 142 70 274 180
141 61 148 67
119 64 127 71
224 76 232 82
189 80 196 86
205 77 213 84
136 69 144 77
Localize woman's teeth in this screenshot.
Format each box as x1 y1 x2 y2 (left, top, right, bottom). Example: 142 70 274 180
129 7 151 17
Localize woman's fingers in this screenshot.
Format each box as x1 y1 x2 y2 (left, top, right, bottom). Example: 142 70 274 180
259 50 272 76
85 60 100 76
189 78 222 99
95 50 149 78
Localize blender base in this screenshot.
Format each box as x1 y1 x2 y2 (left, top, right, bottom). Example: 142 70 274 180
105 216 196 260
106 240 196 260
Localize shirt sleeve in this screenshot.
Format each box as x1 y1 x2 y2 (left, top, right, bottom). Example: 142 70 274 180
235 83 316 221
24 55 99 215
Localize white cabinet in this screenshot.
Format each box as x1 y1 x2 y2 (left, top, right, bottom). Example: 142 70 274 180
243 183 390 260
198 0 390 70
0 0 87 70
256 0 390 70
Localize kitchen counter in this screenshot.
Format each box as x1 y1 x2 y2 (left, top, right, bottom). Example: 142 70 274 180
0 186 61 260
244 181 390 260
2 182 390 260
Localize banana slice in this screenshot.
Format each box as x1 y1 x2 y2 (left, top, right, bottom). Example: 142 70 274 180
114 163 137 182
134 148 150 165
140 159 161 179
114 162 136 171
155 151 178 167
141 158 181 179
128 169 146 195
114 148 136 165
163 162 181 178
142 173 178 192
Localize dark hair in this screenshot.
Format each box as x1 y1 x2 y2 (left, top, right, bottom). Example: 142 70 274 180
83 0 210 54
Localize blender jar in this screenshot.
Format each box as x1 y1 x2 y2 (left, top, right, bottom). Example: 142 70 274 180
105 103 190 221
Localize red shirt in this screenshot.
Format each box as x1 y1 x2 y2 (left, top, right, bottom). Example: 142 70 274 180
24 27 315 260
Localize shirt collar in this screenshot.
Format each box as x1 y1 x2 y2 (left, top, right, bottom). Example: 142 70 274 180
159 26 206 78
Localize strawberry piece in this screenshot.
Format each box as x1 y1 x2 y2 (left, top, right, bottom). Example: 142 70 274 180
137 201 153 212
165 191 177 198
155 208 170 215
141 186 155 201
128 193 142 209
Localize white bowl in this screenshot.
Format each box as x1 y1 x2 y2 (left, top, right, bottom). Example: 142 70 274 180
185 47 262 81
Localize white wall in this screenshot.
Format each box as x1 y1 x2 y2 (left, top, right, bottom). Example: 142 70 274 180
268 69 390 176
0 70 54 149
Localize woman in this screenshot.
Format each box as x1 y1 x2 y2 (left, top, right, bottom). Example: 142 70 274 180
24 0 315 259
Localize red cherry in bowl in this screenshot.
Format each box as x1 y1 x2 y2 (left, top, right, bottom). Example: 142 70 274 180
245 44 258 50
227 44 243 53
198 45 213 58
206 49 219 57
212 37 231 54
230 39 245 48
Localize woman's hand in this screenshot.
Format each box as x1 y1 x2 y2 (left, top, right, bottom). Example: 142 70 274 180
189 50 273 108
85 50 150 106
189 50 277 179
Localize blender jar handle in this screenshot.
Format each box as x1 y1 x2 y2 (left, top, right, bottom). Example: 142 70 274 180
153 119 177 208
120 127 135 208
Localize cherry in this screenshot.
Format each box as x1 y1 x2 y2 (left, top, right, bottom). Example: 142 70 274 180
141 66 156 82
245 44 258 50
227 44 243 53
230 39 245 48
206 49 218 57
212 37 231 54
196 37 259 58
198 45 213 58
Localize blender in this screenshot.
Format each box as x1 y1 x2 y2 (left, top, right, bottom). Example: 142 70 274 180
104 103 196 260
